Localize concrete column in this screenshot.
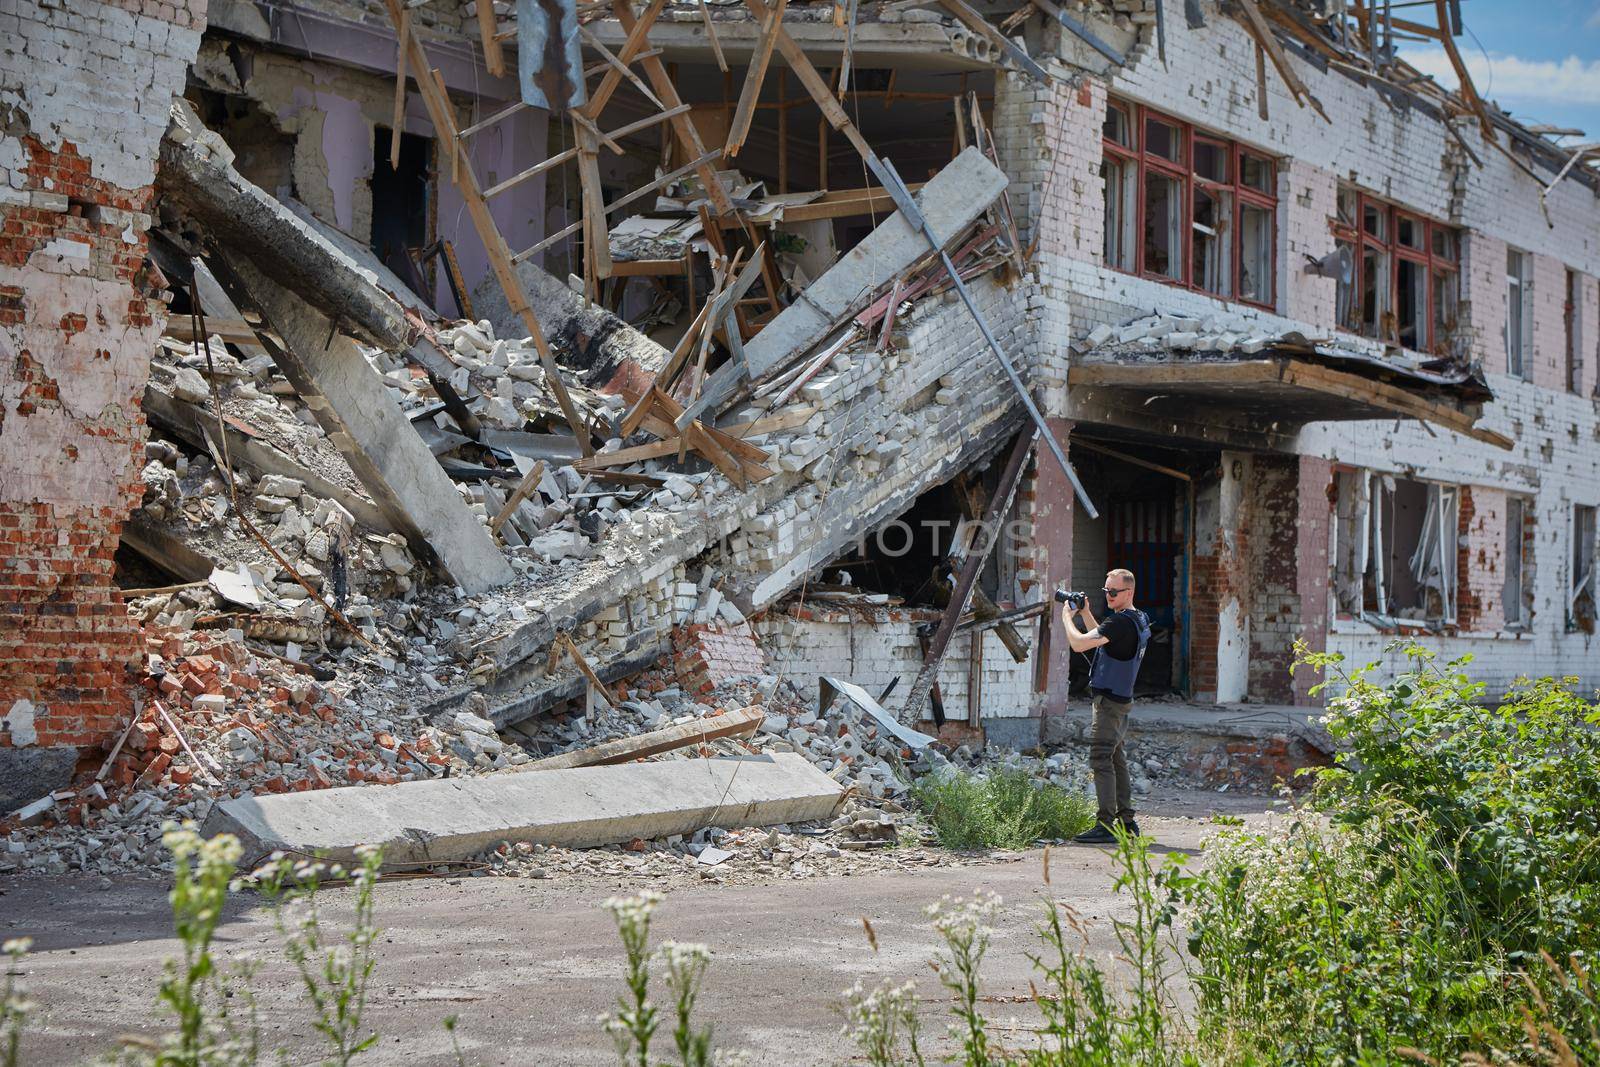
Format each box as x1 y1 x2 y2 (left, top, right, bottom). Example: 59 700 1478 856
221 255 515 596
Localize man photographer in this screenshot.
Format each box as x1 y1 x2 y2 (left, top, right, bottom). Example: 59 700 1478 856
1059 568 1151 844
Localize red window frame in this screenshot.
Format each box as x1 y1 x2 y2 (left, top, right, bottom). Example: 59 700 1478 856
1330 187 1460 355
1101 99 1278 311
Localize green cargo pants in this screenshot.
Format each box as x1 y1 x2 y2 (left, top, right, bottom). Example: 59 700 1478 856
1089 693 1135 827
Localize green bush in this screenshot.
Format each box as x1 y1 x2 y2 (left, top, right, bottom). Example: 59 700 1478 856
910 768 1095 850
1178 643 1600 1064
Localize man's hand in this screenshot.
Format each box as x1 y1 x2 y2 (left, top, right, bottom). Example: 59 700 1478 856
1062 602 1109 654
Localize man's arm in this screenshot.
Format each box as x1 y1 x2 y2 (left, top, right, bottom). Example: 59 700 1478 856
1061 603 1109 654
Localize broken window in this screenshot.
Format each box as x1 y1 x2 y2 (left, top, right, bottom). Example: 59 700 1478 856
1332 186 1460 354
1144 170 1184 281
1507 248 1532 380
1572 505 1597 633
1238 202 1272 306
1102 98 1277 308
1192 185 1231 297
1504 496 1533 628
1102 156 1136 271
1332 468 1459 626
1566 270 1584 394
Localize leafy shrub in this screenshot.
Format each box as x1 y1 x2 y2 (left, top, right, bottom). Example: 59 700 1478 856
1179 643 1600 1064
910 769 1094 850
1308 645 1600 961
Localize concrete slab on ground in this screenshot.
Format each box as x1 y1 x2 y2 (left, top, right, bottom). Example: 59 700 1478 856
202 753 844 866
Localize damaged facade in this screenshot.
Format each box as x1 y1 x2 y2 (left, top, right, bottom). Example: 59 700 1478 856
2 0 1597 834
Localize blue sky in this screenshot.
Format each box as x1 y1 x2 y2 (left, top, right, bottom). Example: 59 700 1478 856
1395 0 1600 143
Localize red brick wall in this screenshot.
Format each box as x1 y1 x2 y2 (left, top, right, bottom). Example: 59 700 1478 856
0 0 205 779
1248 456 1301 703
1291 457 1333 706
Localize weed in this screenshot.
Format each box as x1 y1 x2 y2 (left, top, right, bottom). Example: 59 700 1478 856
911 769 1094 850
841 979 926 1067
927 893 1003 1064
3 939 30 1067
250 847 383 1066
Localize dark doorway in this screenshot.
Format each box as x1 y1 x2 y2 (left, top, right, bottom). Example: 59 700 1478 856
371 128 432 291
1066 438 1198 698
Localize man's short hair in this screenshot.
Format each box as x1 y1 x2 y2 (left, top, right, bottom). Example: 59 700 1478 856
1107 568 1135 591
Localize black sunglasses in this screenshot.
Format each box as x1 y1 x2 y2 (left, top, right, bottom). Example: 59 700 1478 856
1102 587 1128 596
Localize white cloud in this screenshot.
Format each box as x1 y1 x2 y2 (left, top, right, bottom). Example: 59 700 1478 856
1397 46 1600 107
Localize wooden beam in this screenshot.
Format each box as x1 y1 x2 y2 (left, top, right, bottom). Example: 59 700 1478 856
609 258 690 277
578 22 664 110
1234 0 1328 121
475 0 505 76
489 460 546 537
772 183 927 222
1433 0 1494 142
725 0 788 156
481 104 691 199
582 0 670 119
1070 437 1192 481
391 9 410 170
383 0 594 453
556 633 620 705
610 0 737 216
901 428 1037 722
524 705 764 770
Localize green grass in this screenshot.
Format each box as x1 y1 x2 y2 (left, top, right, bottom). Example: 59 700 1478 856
910 768 1095 850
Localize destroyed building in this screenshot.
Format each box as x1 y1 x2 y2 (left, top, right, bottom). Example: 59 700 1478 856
2 0 1598 826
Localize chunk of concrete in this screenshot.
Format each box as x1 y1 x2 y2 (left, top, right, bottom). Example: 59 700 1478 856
202 753 844 867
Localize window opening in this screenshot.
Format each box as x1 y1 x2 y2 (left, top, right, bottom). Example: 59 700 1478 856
1102 99 1276 308
1504 496 1532 628
1573 505 1597 633
1566 270 1583 394
1332 468 1458 627
1332 185 1459 354
1507 248 1531 380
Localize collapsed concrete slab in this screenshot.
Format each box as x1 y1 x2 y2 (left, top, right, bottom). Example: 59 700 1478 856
215 255 515 595
677 145 1010 427
203 753 845 866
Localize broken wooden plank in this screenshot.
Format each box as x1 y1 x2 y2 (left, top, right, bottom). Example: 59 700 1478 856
901 428 1036 722
581 0 670 119
524 705 764 770
556 632 621 705
726 0 788 156
475 0 505 77
490 460 546 536
1234 0 1328 121
382 0 595 454
609 0 737 216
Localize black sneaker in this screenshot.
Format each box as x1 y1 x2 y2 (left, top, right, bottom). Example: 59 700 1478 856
1073 824 1118 845
1119 819 1141 838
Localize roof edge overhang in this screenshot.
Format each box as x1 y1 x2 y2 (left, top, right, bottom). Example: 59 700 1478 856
1068 353 1512 451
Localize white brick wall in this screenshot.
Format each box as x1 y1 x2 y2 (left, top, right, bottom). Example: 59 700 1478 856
984 0 1600 696
753 608 1036 719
